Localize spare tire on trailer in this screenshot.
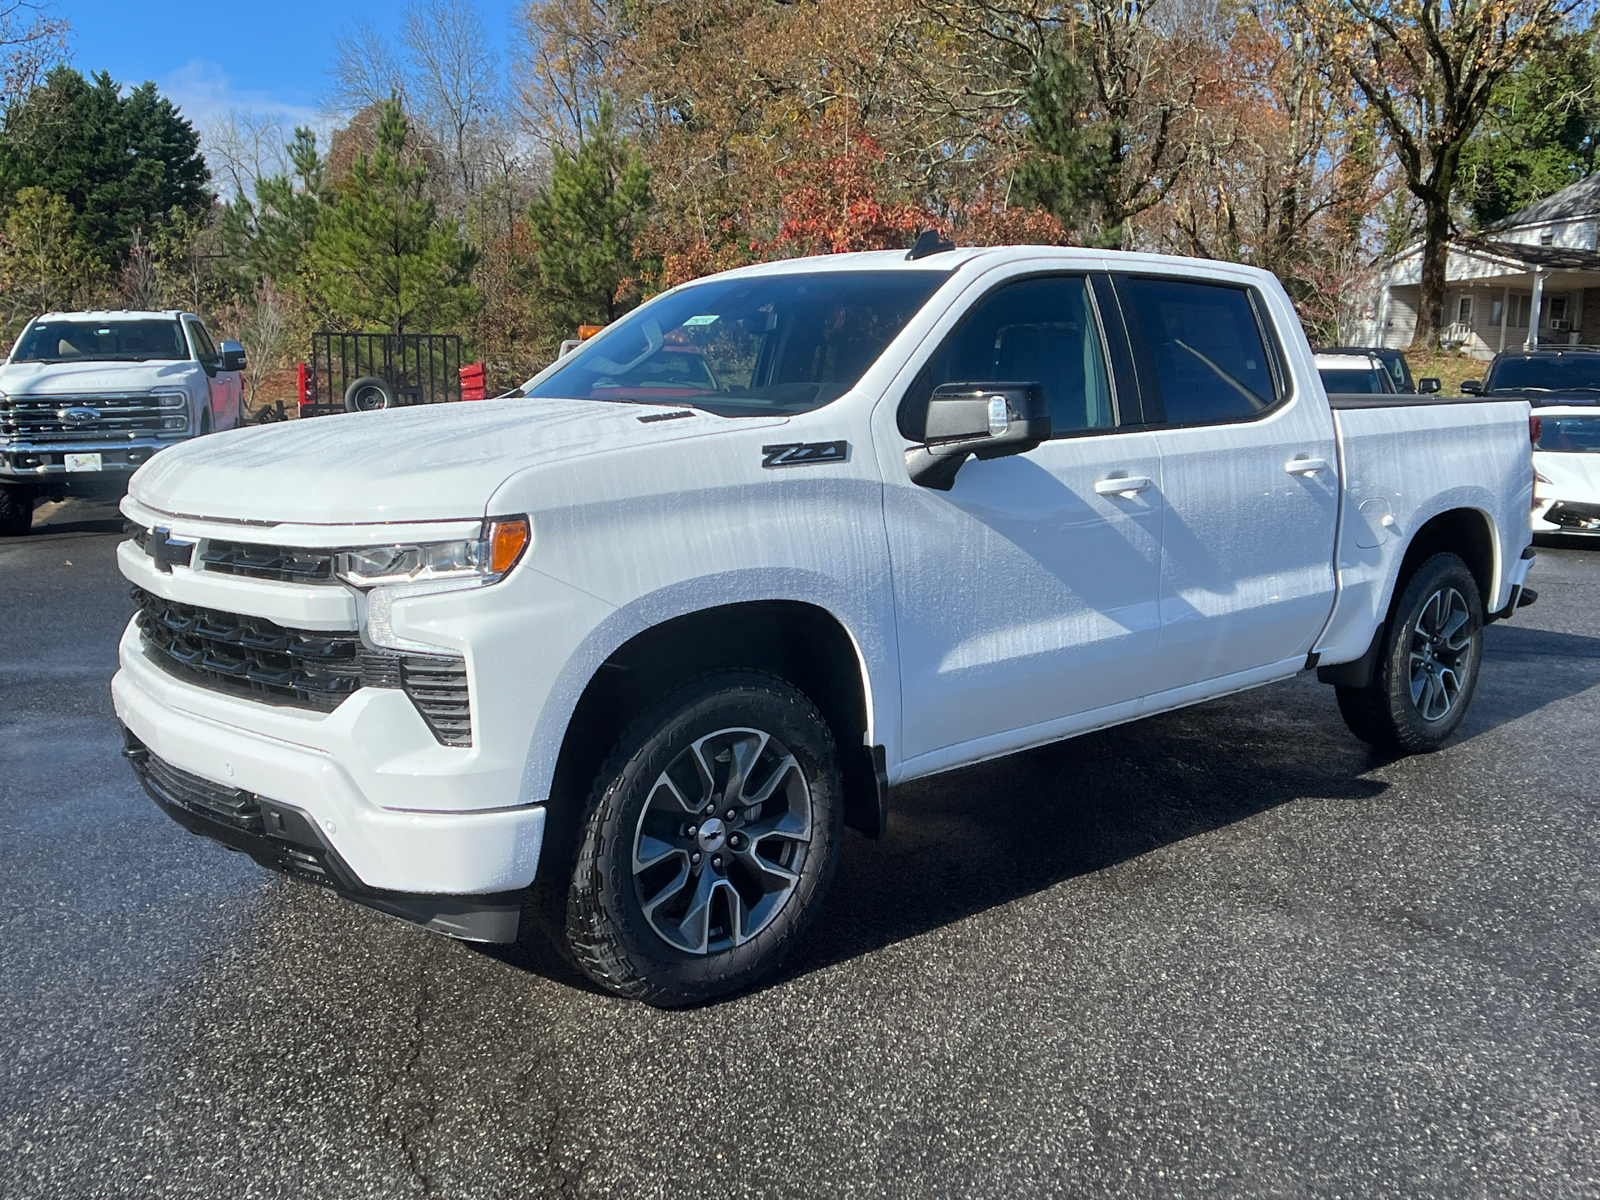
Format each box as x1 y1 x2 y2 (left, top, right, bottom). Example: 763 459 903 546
344 376 396 412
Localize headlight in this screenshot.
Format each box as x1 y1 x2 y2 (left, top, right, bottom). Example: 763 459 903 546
335 516 531 588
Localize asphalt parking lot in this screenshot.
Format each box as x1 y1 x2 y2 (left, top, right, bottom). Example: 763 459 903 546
2 497 1598 1199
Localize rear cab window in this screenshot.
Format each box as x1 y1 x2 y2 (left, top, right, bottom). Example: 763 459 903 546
1114 276 1286 426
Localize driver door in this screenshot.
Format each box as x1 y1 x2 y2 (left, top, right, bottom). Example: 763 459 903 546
882 274 1166 767
185 320 233 429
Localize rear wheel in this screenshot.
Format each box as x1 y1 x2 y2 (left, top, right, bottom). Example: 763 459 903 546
549 671 844 1007
0 485 33 536
1336 552 1484 754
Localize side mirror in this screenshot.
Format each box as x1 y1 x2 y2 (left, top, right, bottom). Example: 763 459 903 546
1459 379 1483 395
1417 377 1441 394
219 340 247 372
906 382 1050 490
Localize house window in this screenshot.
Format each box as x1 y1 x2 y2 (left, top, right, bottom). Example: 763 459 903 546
1510 293 1533 327
1549 296 1569 324
1491 297 1505 326
1456 296 1473 326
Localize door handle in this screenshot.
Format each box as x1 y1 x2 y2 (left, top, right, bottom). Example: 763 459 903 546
1284 456 1328 475
1094 475 1153 495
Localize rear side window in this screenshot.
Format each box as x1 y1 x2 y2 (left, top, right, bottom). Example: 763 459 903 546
900 275 1114 439
1119 278 1280 426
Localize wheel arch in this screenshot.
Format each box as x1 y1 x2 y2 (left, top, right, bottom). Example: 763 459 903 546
546 599 887 843
1319 504 1498 689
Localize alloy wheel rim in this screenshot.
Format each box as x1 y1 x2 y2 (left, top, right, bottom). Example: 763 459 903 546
631 727 812 955
1408 586 1475 722
355 386 388 410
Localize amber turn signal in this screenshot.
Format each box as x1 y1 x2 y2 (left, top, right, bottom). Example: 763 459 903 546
487 517 531 577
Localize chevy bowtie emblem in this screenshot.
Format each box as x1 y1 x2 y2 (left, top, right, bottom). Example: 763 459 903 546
148 528 196 573
59 407 99 426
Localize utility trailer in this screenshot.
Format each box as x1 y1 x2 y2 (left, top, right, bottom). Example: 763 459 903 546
299 331 465 416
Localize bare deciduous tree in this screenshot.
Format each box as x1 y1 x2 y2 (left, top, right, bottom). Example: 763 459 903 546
0 0 68 112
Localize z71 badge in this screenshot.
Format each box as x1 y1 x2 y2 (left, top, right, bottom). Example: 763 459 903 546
761 441 850 469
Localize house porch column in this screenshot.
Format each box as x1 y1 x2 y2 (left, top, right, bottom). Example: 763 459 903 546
1526 269 1546 350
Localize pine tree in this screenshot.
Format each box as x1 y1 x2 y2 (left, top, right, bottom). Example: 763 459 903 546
527 97 655 331
0 67 211 270
305 99 478 335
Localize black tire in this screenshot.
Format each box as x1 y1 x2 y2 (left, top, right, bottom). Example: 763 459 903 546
1336 552 1485 754
344 376 396 412
548 671 844 1007
199 409 212 435
0 485 33 536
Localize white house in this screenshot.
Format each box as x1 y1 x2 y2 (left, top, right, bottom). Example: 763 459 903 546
1359 174 1600 359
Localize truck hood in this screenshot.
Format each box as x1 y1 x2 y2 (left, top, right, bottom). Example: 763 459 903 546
129 397 782 525
0 359 199 395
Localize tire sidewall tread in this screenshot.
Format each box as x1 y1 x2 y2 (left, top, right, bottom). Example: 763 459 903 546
555 670 843 1007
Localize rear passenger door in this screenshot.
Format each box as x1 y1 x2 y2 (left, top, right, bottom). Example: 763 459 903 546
1112 274 1339 694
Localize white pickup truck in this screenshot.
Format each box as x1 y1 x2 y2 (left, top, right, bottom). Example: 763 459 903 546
112 246 1537 1006
0 309 247 535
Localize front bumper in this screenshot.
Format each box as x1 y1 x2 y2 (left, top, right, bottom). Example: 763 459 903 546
1534 496 1600 533
2 440 174 489
124 730 524 942
113 640 546 900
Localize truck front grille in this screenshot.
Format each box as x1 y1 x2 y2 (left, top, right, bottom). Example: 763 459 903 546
1 392 184 443
131 588 472 744
197 539 337 583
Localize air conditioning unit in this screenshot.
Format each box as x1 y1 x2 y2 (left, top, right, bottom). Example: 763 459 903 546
1550 318 1570 331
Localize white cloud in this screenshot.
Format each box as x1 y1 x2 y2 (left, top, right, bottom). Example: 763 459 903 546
159 59 322 132
157 60 330 197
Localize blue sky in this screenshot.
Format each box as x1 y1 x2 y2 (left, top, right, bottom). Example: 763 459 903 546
60 0 523 130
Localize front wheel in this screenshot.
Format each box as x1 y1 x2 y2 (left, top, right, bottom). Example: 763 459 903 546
551 671 844 1007
0 485 33 536
1336 552 1485 754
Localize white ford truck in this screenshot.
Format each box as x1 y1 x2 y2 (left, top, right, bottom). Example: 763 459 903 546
112 246 1537 1006
0 309 247 535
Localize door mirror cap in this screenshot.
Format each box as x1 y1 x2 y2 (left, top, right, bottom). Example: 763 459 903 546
1459 379 1483 395
219 340 247 372
1417 376 1441 394
907 382 1050 490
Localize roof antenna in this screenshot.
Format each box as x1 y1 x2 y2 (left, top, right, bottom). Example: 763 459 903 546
906 229 956 260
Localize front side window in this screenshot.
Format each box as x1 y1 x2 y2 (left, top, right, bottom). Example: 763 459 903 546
187 321 218 361
1119 277 1280 426
899 275 1113 439
524 270 949 417
12 319 187 364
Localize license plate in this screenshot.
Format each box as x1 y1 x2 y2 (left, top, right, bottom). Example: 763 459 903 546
64 452 102 472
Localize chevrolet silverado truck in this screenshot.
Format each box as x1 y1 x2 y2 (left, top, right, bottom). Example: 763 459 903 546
0 309 247 535
112 246 1537 1006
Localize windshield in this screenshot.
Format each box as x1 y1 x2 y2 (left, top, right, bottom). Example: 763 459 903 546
12 319 188 364
524 270 951 416
1319 368 1386 394
1534 415 1600 453
1487 354 1600 393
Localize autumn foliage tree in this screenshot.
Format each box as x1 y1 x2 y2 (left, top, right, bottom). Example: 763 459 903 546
1300 0 1581 346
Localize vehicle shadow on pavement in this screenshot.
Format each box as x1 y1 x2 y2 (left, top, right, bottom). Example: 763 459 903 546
485 625 1600 998
771 627 1600 988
